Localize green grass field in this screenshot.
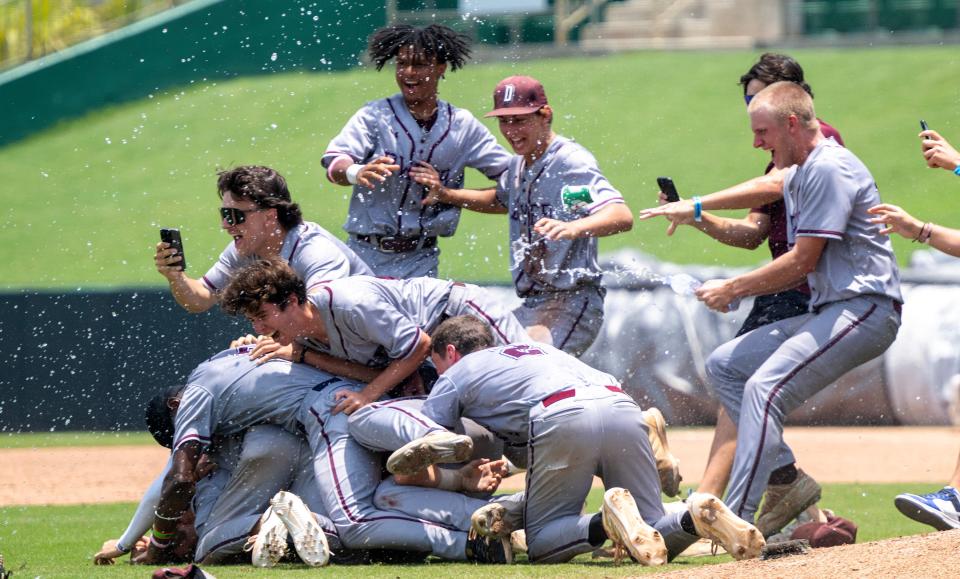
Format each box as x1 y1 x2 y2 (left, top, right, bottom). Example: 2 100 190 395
2 46 959 289
0 484 940 578
0 432 942 578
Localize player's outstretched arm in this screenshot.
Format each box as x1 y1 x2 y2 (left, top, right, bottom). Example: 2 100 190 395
394 459 508 492
133 442 201 565
154 242 218 313
411 161 506 214
695 236 825 312
327 155 401 188
332 333 433 415
869 203 960 258
920 130 960 172
534 203 633 241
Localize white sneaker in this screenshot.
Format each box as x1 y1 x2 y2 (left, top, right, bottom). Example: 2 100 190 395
244 504 288 567
601 487 668 566
386 431 473 475
270 491 331 567
643 408 682 497
470 502 513 540
687 492 765 560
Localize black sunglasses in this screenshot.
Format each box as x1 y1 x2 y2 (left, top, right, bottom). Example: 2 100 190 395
220 206 270 225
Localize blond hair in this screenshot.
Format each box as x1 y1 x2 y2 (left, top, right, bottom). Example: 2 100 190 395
748 81 818 130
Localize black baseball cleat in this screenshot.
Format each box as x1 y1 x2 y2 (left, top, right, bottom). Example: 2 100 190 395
465 534 513 564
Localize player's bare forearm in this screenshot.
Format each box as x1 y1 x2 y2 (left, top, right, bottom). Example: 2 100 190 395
578 203 634 237
925 224 960 257
701 171 785 211
153 443 201 540
435 187 506 214
168 274 217 313
727 237 825 298
303 349 381 382
693 211 769 250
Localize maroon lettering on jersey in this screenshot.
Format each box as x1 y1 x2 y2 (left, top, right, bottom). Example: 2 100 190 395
499 344 546 360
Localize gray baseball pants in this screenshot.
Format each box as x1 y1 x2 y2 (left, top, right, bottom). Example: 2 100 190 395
707 294 901 523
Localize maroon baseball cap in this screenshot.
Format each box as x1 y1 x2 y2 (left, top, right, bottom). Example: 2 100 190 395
485 76 548 118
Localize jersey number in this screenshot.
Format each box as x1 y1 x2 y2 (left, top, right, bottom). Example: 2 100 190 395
499 345 545 360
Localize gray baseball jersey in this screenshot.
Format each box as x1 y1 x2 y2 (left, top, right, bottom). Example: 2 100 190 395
322 95 511 240
172 346 340 451
304 276 527 367
783 138 902 309
494 135 625 296
201 221 372 294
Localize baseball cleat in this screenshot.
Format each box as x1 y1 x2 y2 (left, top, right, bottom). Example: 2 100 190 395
756 468 822 537
687 492 765 560
643 408 682 497
270 491 331 567
601 487 668 566
386 431 473 475
894 486 960 531
245 504 289 567
470 502 514 540
465 533 513 564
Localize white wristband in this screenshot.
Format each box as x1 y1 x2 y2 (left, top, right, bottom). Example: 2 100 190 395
345 164 363 185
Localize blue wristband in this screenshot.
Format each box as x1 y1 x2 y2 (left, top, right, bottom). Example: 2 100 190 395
692 196 703 222
953 166 960 176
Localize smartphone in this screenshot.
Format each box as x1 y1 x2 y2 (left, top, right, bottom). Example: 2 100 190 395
920 119 929 132
160 228 186 271
657 177 680 203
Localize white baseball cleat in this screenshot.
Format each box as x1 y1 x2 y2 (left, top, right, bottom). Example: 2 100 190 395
470 502 513 540
270 491 331 567
643 407 682 497
386 431 473 475
687 492 765 560
245 504 288 568
601 487 668 566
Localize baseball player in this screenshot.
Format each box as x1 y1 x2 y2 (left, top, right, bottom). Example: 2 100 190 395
349 315 765 564
655 53 844 534
219 259 528 415
419 76 633 356
154 165 371 313
644 82 902 529
322 24 511 278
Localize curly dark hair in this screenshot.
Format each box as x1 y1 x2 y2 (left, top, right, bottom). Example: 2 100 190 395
431 315 494 357
217 166 303 230
220 258 307 319
368 23 471 71
739 53 814 98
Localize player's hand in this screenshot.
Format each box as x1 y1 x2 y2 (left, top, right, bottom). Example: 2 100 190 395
920 130 960 171
410 162 446 206
93 539 124 565
229 334 258 348
195 453 219 479
358 155 401 188
637 200 696 236
867 203 924 239
248 335 296 364
154 241 185 281
332 388 374 415
695 279 737 313
460 458 509 493
131 543 171 565
534 218 581 240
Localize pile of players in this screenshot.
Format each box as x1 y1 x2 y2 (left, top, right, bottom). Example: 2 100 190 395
94 20 958 570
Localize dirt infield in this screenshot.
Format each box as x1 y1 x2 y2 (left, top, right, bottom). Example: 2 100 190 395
4 426 959 507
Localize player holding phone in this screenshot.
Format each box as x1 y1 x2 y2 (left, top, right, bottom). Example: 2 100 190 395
154 165 372 313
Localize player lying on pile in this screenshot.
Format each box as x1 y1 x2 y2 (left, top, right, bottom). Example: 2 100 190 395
221 258 527 416
348 315 766 565
128 344 517 567
154 165 371 313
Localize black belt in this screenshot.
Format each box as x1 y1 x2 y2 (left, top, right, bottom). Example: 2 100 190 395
355 234 437 253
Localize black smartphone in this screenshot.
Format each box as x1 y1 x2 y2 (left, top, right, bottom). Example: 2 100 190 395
160 228 186 271
920 119 929 132
657 177 680 203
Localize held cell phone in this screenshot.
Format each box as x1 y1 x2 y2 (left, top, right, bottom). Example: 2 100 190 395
160 228 186 271
657 177 680 203
920 119 929 132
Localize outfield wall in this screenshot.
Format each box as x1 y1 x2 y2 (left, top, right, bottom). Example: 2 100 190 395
0 0 383 147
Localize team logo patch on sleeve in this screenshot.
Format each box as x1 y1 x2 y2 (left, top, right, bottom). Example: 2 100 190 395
560 185 596 212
